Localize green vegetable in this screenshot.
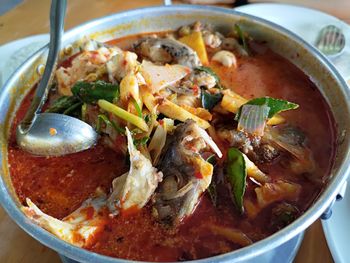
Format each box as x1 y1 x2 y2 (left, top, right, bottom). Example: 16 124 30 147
63 101 83 115
270 202 299 231
71 80 119 104
98 99 149 132
144 114 150 124
81 103 87 121
208 181 217 207
96 114 125 134
134 136 149 146
46 96 80 113
132 98 143 118
195 66 220 84
201 89 223 110
195 66 223 89
237 104 270 136
235 97 299 121
207 154 218 207
234 24 249 54
226 148 247 214
206 154 217 166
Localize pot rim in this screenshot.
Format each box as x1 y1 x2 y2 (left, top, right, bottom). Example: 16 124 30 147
1 4 349 263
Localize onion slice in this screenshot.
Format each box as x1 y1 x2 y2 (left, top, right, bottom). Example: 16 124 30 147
140 60 191 93
237 104 270 137
193 125 223 158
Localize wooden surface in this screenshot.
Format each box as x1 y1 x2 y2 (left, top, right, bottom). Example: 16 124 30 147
0 0 347 262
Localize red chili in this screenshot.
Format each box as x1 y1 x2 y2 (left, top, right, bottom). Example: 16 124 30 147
194 171 203 179
192 84 199 95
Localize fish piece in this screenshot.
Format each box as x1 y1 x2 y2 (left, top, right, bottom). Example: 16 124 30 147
56 46 120 96
153 120 221 225
107 128 163 215
106 51 139 82
22 193 107 247
264 125 315 174
134 37 201 68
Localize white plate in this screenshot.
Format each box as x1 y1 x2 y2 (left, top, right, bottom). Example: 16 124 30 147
235 3 350 81
0 34 49 88
235 3 350 263
322 182 349 263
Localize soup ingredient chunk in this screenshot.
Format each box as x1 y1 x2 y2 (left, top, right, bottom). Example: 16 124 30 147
153 120 221 225
22 194 107 247
107 128 163 215
134 37 201 68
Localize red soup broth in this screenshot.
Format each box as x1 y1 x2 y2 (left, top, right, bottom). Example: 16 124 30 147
8 35 336 261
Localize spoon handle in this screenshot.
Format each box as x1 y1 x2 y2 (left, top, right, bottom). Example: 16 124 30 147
18 0 67 134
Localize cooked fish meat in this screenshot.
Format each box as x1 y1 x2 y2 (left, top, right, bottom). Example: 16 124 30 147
153 120 221 225
107 128 163 215
134 37 201 68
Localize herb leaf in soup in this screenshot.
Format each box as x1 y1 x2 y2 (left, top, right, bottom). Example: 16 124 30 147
71 80 119 104
134 136 150 146
201 89 223 110
226 148 247 214
235 97 299 121
208 181 218 207
195 66 223 89
46 96 80 114
132 98 143 118
207 154 218 207
270 202 299 231
234 24 249 54
96 114 125 134
195 66 220 84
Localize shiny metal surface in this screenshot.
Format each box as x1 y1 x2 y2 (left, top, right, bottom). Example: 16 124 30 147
0 5 349 263
316 25 345 56
16 0 98 156
17 113 98 156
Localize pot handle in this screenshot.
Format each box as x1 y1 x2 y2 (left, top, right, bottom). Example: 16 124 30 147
321 181 347 220
164 0 173 5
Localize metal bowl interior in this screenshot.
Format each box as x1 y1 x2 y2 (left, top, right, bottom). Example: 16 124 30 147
0 5 349 263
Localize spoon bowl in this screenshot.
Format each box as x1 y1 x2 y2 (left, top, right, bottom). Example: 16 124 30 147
16 0 98 156
16 113 98 156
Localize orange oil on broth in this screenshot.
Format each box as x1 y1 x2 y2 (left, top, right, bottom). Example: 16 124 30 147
8 36 336 261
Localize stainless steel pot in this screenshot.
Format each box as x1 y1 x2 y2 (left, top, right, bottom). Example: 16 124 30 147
0 5 349 263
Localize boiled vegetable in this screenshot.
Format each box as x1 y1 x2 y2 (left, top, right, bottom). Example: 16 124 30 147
207 155 218 207
158 98 210 129
236 97 299 120
221 89 248 113
98 99 149 132
71 80 119 104
134 136 149 146
148 123 167 165
270 202 299 231
237 104 270 136
46 96 80 114
201 89 223 111
179 31 209 65
195 66 221 88
226 148 246 214
96 114 125 134
234 24 249 55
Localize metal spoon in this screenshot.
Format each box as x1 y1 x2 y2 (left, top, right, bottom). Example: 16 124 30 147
16 0 98 156
315 25 345 56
